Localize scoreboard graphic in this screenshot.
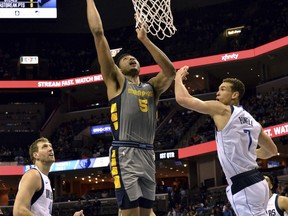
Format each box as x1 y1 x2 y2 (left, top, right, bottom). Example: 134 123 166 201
0 0 57 18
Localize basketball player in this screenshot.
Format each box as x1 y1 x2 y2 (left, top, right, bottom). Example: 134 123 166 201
174 66 278 216
13 137 84 216
86 0 175 215
264 173 288 216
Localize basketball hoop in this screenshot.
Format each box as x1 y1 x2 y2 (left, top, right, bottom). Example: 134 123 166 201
132 0 177 40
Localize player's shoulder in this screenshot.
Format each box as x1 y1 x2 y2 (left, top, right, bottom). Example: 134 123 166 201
22 168 41 181
278 195 288 206
19 168 42 191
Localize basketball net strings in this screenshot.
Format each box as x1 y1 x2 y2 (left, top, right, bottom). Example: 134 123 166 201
132 0 177 40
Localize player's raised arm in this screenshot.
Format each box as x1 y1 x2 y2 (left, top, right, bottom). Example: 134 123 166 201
137 25 175 98
175 66 227 117
86 0 124 100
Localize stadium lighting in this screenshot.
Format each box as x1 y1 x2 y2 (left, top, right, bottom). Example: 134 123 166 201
225 26 245 37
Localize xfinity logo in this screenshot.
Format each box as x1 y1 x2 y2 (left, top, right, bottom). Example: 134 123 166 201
221 53 239 61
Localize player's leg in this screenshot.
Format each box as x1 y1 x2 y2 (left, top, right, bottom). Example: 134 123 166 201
118 193 141 216
139 197 155 216
111 146 143 216
140 207 153 216
120 208 140 216
150 209 156 216
138 150 156 216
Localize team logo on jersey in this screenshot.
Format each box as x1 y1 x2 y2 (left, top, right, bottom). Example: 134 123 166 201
46 189 53 200
128 88 153 97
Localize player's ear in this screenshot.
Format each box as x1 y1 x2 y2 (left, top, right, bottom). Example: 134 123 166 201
33 152 39 160
232 91 239 100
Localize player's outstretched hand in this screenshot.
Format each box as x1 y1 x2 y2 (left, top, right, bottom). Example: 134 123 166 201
175 66 189 82
135 14 148 41
73 210 84 216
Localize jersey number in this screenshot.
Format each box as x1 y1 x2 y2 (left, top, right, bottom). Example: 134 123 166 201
268 209 276 216
243 129 252 150
139 99 148 112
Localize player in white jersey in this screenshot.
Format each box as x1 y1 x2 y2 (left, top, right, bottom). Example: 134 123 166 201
174 66 278 216
264 173 288 216
13 137 84 216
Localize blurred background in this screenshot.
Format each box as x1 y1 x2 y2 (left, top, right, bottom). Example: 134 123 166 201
0 0 287 215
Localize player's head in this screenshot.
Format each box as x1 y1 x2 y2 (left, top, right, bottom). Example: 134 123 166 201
115 53 130 67
223 78 245 100
216 78 245 105
263 173 275 191
29 137 54 164
115 53 140 76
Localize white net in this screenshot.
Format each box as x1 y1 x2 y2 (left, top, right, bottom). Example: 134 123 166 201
132 0 177 40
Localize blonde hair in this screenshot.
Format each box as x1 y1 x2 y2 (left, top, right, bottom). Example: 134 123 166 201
29 137 50 164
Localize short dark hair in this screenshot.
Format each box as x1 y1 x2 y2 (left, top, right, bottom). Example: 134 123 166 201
223 78 245 100
263 172 279 192
115 53 131 67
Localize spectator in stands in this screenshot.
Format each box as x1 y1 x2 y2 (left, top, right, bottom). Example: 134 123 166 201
167 207 176 216
83 197 93 216
74 199 84 213
175 66 278 216
13 137 84 216
101 190 108 198
92 196 101 214
223 203 233 216
8 188 15 206
14 155 24 165
86 0 175 215
196 203 205 215
210 206 223 216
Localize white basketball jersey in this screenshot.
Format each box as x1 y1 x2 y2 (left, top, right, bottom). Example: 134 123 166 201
215 105 261 183
267 194 288 216
19 167 53 215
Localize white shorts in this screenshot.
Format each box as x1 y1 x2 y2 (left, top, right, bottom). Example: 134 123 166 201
226 179 269 216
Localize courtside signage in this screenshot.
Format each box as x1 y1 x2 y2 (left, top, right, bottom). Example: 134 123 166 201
91 124 111 135
0 36 287 88
221 53 239 61
1 121 286 176
178 122 288 159
155 150 178 160
263 122 288 138
22 156 109 173
0 74 103 88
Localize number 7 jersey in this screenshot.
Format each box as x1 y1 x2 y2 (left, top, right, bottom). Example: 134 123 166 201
109 79 157 144
215 105 262 182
